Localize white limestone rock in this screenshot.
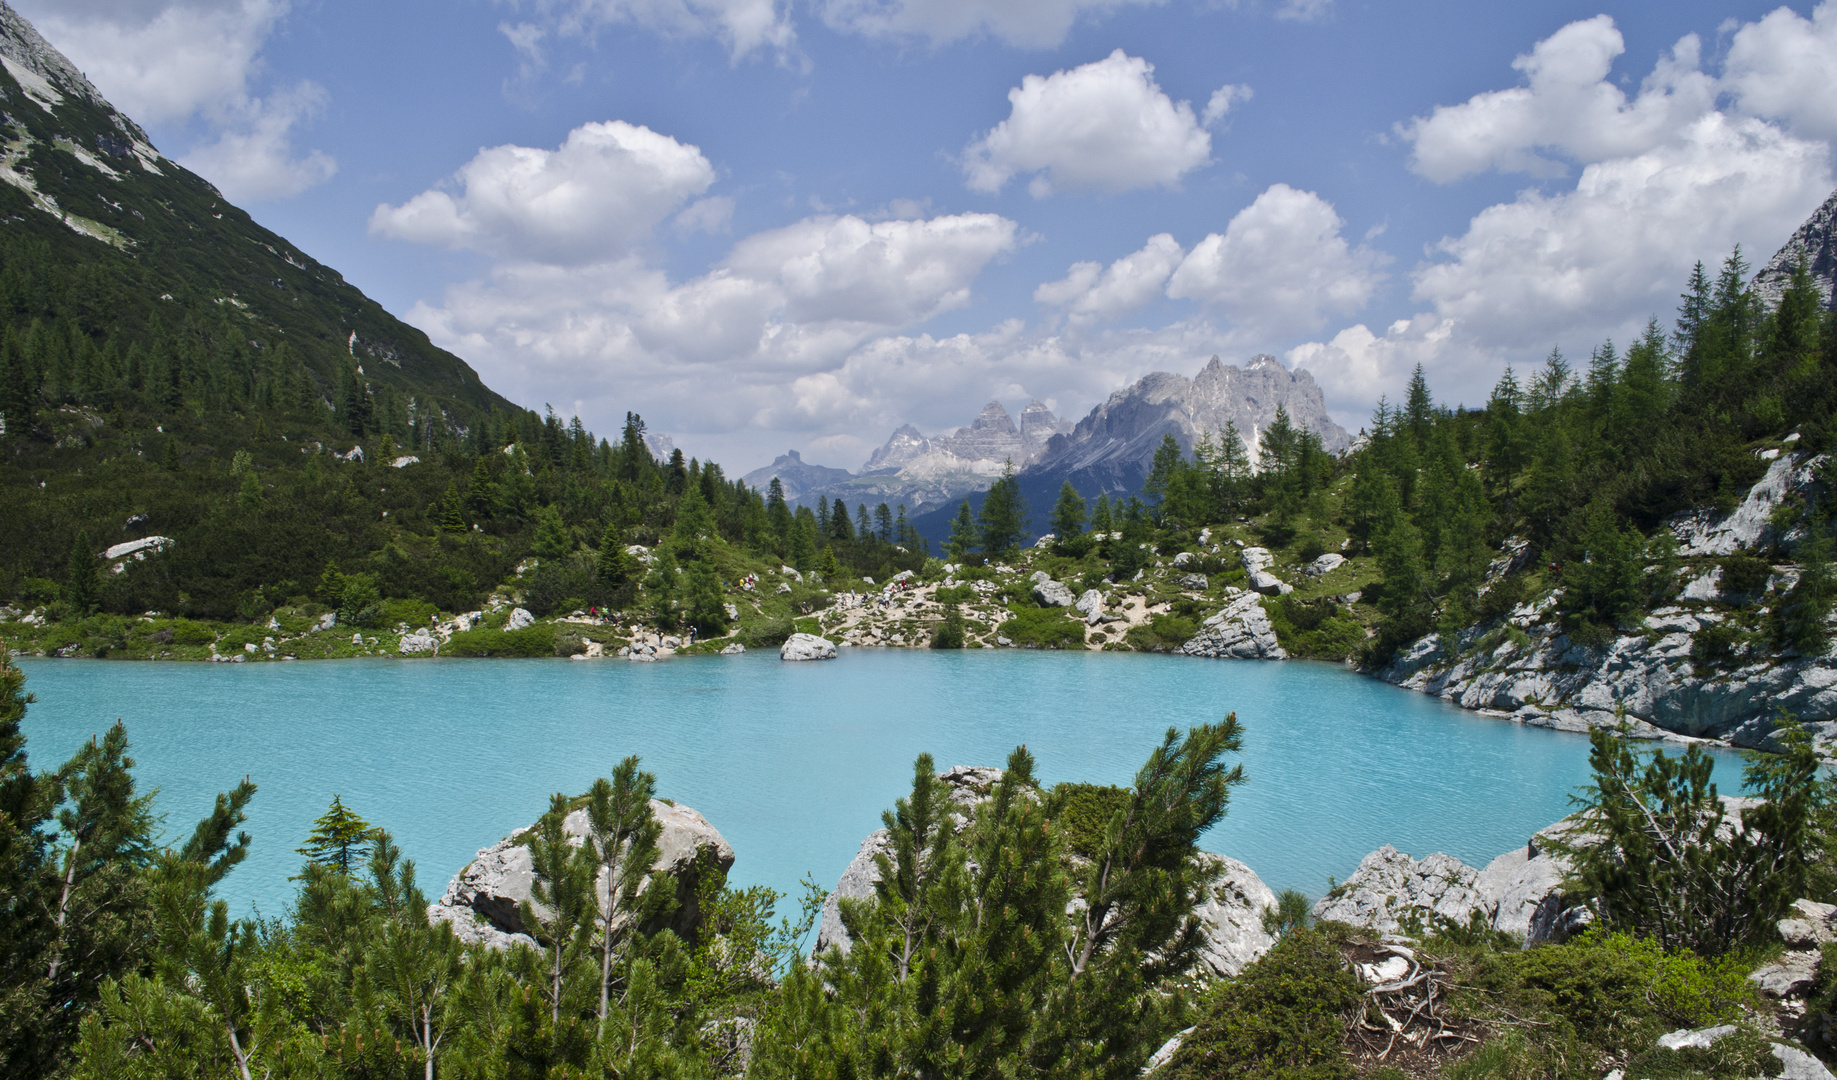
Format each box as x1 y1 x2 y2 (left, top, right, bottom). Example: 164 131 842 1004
1248 570 1293 596
1774 1043 1837 1080
720 642 745 655
1176 591 1287 660
1311 846 1486 934
1656 1025 1737 1052
1191 854 1278 977
1303 553 1346 578
1033 578 1078 607
505 607 535 631
429 799 734 951
1075 589 1106 625
780 633 837 661
1751 950 1820 998
1241 547 1274 575
1670 452 1824 556
398 628 438 654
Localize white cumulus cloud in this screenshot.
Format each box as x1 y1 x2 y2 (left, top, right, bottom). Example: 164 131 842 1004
1724 1 1837 143
369 121 716 264
1035 233 1184 321
819 0 1156 49
963 50 1213 197
508 0 796 63
1166 183 1384 338
1398 15 1716 183
17 0 337 201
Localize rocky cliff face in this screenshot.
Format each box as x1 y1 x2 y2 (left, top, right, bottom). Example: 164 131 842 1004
1755 186 1837 312
1374 450 1837 753
1032 354 1352 481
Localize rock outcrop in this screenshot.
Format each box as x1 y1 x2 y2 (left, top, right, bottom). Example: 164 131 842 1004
1313 816 1596 943
1030 572 1077 607
430 799 735 951
1754 186 1837 313
780 633 837 661
1175 591 1287 660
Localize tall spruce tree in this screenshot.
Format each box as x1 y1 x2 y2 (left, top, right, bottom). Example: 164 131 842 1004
977 461 1027 559
1050 480 1087 538
297 796 373 876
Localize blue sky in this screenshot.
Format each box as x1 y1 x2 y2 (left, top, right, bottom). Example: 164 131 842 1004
20 0 1837 472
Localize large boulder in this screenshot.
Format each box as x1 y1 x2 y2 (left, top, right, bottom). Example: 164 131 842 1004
1248 570 1293 597
1241 547 1274 575
1075 589 1106 624
780 633 837 661
429 798 735 951
1303 553 1346 578
505 607 535 630
1033 578 1078 607
1311 846 1487 934
1176 591 1287 660
1191 855 1278 977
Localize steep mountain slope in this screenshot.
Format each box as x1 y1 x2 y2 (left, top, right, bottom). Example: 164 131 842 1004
1754 186 1837 312
0 1 511 429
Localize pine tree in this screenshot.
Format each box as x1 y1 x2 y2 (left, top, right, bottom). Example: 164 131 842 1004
931 603 966 649
1050 480 1087 538
789 511 818 571
464 458 495 522
684 558 729 635
297 796 373 876
597 524 636 597
437 483 466 533
874 503 894 543
947 500 978 562
1485 366 1525 505
522 793 596 1026
63 532 96 617
1144 434 1184 508
1403 364 1433 444
977 461 1027 559
767 478 792 545
581 758 663 1032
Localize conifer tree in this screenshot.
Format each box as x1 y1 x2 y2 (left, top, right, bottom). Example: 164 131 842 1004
1144 434 1184 508
874 503 894 543
581 758 663 1032
297 796 373 876
522 793 596 1026
63 532 96 616
947 500 978 562
684 559 729 635
438 483 466 533
1050 480 1087 539
464 458 495 522
596 524 636 597
977 461 1027 559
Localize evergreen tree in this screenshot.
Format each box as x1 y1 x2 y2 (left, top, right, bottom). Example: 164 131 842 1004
874 503 894 543
931 603 966 649
596 524 637 598
789 510 819 571
297 796 373 876
1144 434 1184 508
1050 480 1087 539
947 500 978 562
766 478 792 545
854 504 872 541
464 458 495 522
581 758 663 1032
684 558 729 635
1485 366 1525 503
977 461 1027 560
1403 364 1433 444
438 482 467 533
522 793 596 1026
532 505 573 558
63 532 96 616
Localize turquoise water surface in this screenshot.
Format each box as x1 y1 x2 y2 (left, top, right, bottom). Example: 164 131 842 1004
16 652 1740 919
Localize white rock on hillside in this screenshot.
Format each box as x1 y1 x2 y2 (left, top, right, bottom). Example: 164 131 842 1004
1311 846 1487 934
780 633 837 661
1241 547 1273 575
1248 570 1293 597
505 607 535 631
429 799 735 951
1303 553 1346 578
1176 591 1287 660
1076 589 1106 624
1670 452 1824 556
398 628 438 654
1033 578 1077 607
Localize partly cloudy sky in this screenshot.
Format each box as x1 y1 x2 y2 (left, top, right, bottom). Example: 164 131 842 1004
19 0 1837 471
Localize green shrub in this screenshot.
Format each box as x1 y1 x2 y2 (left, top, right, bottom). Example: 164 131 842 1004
1491 930 1749 1046
998 606 1085 649
1719 552 1773 596
442 625 555 657
1050 783 1129 858
737 618 794 648
1690 622 1741 668
215 625 266 652
933 584 974 605
1266 597 1366 660
1125 613 1196 652
1168 925 1362 1080
931 604 966 649
379 598 439 628
169 619 215 646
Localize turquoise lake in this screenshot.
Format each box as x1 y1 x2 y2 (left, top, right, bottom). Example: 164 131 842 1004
16 652 1742 920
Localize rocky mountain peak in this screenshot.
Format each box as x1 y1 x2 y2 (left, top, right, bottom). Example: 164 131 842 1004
1754 186 1837 312
968 401 1016 434
862 425 931 473
0 2 108 111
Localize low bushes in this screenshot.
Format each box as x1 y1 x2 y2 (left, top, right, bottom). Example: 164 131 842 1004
998 605 1085 649
1167 925 1363 1080
442 625 556 657
1126 613 1196 652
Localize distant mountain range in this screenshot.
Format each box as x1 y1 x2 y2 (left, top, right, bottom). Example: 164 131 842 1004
745 353 1350 544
